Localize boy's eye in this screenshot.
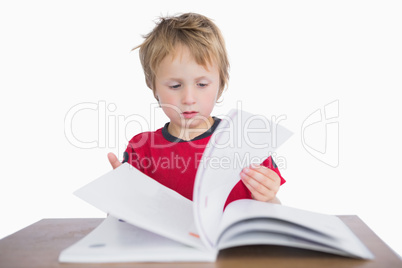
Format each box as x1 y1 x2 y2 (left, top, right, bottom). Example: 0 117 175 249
197 83 208 87
169 84 181 89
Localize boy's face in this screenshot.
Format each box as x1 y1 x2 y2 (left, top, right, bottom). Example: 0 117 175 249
154 45 220 137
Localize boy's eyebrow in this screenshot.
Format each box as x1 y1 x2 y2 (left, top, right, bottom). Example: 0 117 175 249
167 76 212 81
195 76 212 81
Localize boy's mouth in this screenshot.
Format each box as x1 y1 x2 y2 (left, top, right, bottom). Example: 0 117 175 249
182 111 198 119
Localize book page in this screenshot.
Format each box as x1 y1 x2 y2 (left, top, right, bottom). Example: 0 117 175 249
218 218 339 251
59 216 216 263
217 199 373 259
74 163 206 250
193 109 293 248
219 231 354 258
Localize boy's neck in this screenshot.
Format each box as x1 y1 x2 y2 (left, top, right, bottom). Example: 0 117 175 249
167 116 215 141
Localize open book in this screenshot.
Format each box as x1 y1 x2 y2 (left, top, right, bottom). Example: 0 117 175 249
59 109 373 262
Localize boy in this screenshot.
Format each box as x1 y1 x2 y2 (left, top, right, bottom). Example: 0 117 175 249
108 13 285 207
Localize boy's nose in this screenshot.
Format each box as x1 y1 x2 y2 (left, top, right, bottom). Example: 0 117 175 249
182 87 196 105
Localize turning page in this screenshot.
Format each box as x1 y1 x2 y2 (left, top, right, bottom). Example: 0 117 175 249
74 163 205 250
193 109 293 248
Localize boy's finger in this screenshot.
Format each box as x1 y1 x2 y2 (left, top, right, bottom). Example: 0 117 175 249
107 152 122 170
250 164 280 184
242 167 279 195
242 176 274 202
241 170 268 196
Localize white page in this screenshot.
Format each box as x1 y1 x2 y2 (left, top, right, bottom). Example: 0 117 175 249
74 163 206 250
59 216 216 263
218 231 356 258
217 218 358 257
217 218 339 251
217 199 374 259
193 109 293 248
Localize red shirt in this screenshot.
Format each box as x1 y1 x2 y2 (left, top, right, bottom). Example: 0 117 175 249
123 118 285 208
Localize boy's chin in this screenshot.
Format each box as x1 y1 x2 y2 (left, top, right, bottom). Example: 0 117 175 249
184 117 213 129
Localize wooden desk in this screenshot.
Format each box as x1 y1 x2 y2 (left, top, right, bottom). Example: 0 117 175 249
0 216 400 267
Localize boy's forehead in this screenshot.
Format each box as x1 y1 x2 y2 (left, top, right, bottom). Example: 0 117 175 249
168 45 198 62
157 45 217 73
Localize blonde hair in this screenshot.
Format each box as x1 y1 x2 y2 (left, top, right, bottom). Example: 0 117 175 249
133 13 230 100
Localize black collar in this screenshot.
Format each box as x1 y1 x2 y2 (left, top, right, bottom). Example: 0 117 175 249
162 117 221 143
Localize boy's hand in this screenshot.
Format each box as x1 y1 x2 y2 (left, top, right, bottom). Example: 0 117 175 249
108 152 122 169
240 164 280 202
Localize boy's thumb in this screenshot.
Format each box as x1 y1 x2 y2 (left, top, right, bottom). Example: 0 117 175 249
107 152 121 169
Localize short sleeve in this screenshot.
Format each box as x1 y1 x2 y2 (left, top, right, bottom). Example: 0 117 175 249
122 151 129 164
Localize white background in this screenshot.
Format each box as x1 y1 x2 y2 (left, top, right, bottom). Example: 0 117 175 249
1 0 401 258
